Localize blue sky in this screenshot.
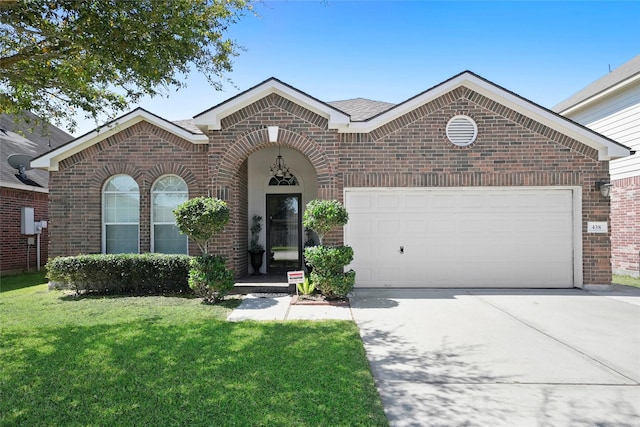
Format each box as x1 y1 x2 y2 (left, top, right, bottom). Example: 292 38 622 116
72 0 640 136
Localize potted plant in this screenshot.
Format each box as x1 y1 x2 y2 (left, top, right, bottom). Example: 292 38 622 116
248 215 265 275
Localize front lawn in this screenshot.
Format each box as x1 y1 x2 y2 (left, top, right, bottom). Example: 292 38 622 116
0 274 387 426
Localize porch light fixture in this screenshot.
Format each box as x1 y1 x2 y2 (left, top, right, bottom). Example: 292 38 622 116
595 179 612 198
269 146 292 178
267 126 291 178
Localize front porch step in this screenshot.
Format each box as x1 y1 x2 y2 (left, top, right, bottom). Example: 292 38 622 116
231 283 294 295
231 273 297 295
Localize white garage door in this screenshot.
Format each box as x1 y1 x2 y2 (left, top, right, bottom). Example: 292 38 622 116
344 188 577 288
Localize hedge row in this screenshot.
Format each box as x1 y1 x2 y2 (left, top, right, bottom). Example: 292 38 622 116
46 254 192 295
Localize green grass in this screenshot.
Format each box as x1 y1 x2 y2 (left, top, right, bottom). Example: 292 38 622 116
0 273 387 426
613 274 640 288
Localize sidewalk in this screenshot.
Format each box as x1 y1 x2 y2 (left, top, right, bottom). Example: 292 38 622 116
227 293 353 321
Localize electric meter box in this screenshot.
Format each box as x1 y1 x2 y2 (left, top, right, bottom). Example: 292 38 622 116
21 207 35 235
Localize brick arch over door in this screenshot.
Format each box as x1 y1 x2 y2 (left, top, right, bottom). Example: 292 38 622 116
213 127 337 199
211 127 337 278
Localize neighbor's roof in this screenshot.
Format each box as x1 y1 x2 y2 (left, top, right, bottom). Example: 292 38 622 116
553 55 640 114
0 113 72 191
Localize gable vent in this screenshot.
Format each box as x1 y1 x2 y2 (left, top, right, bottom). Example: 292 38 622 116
446 115 478 146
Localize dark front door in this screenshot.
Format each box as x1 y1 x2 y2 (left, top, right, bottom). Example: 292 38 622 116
266 194 302 273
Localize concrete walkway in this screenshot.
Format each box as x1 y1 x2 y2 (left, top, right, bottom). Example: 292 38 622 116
227 293 353 321
227 286 640 426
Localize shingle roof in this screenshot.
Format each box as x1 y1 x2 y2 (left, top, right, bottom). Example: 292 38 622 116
172 119 204 134
553 55 640 113
328 98 396 121
177 97 396 130
0 113 72 189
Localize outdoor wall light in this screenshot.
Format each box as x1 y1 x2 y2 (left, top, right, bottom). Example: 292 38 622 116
595 179 612 198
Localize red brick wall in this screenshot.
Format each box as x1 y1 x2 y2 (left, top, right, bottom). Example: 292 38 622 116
611 176 640 277
0 187 49 273
48 87 613 285
49 122 209 258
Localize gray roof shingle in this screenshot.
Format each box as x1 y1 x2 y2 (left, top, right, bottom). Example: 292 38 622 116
328 98 396 121
0 113 72 189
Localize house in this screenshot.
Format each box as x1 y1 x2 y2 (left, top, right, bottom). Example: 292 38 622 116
0 113 72 274
32 71 632 289
554 56 639 278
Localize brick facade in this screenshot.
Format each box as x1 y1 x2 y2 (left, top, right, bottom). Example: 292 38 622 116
0 187 49 273
611 176 640 277
47 86 613 285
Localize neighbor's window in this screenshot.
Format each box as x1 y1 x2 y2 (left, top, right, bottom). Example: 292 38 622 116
103 175 140 254
152 175 188 254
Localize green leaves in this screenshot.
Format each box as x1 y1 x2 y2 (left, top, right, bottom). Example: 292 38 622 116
0 0 252 131
303 199 349 245
173 197 229 254
188 255 234 304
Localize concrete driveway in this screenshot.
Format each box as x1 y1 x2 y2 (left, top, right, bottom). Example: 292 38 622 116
350 286 640 427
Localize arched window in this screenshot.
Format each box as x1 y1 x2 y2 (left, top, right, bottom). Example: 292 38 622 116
152 175 188 254
103 175 139 253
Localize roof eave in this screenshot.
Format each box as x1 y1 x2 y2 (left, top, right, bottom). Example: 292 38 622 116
557 73 640 116
31 109 209 171
342 72 631 160
193 79 350 131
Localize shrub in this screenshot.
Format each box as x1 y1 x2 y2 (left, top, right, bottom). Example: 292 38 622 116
302 199 356 299
303 199 349 245
188 255 234 304
310 270 356 299
46 254 192 295
303 246 354 275
173 197 229 254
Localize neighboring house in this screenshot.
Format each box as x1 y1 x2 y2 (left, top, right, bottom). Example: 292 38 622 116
32 71 632 289
0 113 72 274
554 56 640 278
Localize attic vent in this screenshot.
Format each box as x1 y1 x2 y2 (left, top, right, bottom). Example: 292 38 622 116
446 115 478 146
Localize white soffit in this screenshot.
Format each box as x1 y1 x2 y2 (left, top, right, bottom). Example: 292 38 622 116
31 109 208 171
193 79 351 131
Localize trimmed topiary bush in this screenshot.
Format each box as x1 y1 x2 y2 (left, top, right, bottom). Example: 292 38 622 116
46 253 191 295
173 197 230 254
303 199 355 299
310 270 355 299
173 197 235 304
303 199 349 245
303 246 354 276
188 255 234 304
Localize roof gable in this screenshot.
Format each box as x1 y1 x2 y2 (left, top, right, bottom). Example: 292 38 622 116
31 108 208 171
193 77 351 130
345 71 631 160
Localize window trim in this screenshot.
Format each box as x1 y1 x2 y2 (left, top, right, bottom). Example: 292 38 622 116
102 174 140 254
150 174 189 254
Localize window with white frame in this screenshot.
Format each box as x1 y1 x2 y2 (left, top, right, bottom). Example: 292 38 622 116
103 175 140 253
152 175 188 254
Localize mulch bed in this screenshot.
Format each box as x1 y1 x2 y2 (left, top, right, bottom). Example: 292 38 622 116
290 294 350 306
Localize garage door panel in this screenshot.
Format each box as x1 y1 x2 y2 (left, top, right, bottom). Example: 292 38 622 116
345 188 576 288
